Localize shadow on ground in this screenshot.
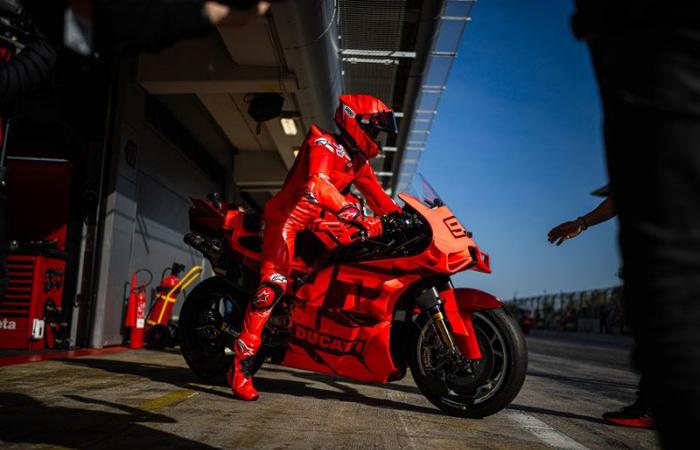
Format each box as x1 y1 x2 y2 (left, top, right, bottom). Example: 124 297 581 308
0 392 217 449
527 370 638 391
508 403 609 426
61 357 441 416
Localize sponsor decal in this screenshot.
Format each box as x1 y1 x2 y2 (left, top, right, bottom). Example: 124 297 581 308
314 138 336 154
293 325 365 355
237 339 255 357
269 273 287 284
314 136 350 160
254 287 272 307
337 207 359 222
0 318 17 330
304 191 319 204
343 105 356 118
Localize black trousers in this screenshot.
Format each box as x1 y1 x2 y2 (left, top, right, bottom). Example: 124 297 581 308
590 23 700 447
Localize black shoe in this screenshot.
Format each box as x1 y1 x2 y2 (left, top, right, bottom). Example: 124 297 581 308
603 401 655 429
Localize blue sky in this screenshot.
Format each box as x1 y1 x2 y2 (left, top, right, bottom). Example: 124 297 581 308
416 0 620 300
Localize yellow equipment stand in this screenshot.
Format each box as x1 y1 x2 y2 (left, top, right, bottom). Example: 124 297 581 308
146 265 203 327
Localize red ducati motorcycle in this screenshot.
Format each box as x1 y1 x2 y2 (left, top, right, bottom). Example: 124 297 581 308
179 177 527 417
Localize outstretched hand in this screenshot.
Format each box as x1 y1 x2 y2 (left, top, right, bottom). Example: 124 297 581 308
205 1 271 26
547 220 583 246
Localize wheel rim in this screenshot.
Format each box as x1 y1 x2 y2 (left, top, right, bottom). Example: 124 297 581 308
470 312 508 404
416 311 509 407
183 291 242 374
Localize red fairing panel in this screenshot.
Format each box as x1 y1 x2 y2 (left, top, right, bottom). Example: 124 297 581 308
281 263 420 383
452 288 504 312
440 288 504 360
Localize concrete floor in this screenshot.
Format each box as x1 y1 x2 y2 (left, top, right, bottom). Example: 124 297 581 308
0 333 660 449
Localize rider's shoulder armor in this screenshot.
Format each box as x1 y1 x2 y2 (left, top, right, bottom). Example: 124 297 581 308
307 125 352 164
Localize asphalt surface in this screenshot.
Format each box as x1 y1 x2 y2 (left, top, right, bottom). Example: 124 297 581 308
0 332 660 449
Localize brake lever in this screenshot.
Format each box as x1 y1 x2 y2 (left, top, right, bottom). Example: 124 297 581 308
350 230 368 242
348 220 368 242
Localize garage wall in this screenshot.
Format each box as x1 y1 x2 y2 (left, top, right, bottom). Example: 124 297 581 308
90 75 224 348
129 125 217 318
91 115 142 348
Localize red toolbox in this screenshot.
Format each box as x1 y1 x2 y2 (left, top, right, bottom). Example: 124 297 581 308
1 158 72 350
0 255 66 350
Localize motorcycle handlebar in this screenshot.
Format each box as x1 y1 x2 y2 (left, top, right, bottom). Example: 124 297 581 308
380 210 424 235
347 220 368 241
312 210 425 247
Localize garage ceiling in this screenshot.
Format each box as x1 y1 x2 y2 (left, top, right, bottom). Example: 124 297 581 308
137 0 459 209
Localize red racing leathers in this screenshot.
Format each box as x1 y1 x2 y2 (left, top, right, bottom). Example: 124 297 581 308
229 124 400 400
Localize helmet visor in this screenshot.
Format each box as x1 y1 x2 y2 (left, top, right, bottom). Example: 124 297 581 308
369 111 398 134
358 111 398 136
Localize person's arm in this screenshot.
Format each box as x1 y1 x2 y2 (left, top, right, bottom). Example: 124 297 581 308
547 196 616 246
92 0 270 55
305 144 353 216
207 1 270 26
93 0 212 54
0 39 56 104
353 160 401 216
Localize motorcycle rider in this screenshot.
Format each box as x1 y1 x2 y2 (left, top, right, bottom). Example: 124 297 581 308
228 94 402 401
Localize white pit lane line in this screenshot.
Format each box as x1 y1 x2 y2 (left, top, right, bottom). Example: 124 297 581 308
504 410 590 450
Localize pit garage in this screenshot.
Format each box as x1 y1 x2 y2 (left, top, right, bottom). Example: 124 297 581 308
1 0 471 351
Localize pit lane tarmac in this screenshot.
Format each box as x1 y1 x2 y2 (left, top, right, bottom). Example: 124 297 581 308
0 332 660 449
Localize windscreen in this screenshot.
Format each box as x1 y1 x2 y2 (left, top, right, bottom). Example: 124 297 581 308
409 173 444 207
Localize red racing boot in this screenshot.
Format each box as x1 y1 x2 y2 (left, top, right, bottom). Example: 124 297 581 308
602 400 655 429
227 272 286 401
226 333 260 401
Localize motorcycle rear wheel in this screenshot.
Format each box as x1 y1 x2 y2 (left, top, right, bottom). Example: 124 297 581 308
179 277 265 383
408 308 527 418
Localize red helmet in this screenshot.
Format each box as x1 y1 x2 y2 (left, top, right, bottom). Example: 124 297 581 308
334 94 398 159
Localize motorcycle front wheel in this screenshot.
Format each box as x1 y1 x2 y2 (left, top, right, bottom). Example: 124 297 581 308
179 277 264 383
408 308 527 418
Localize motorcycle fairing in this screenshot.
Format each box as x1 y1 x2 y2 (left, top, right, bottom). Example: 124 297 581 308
195 191 499 384
225 210 263 271
453 288 504 312
281 262 421 383
398 194 491 274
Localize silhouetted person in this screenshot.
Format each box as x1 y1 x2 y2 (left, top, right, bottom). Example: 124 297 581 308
572 1 700 445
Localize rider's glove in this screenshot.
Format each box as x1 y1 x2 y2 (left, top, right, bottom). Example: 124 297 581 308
359 216 383 239
337 204 361 223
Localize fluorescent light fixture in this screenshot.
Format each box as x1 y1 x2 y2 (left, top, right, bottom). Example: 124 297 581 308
280 118 298 136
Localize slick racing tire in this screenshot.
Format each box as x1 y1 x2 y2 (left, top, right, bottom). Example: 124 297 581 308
179 277 264 383
408 308 527 418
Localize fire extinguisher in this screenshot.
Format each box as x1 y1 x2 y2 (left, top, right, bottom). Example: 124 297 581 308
125 269 152 349
144 263 185 349
158 263 185 294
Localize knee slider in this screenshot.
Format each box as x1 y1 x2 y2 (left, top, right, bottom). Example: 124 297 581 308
253 273 287 310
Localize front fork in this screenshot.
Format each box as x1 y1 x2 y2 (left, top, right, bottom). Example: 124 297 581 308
416 282 484 362
416 286 460 356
